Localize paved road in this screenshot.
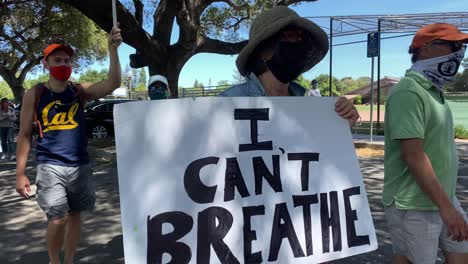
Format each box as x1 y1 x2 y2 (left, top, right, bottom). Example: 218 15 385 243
0 142 467 263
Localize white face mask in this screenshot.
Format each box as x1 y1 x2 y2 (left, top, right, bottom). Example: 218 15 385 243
410 47 466 91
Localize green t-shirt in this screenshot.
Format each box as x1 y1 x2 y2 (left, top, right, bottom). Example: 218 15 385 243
382 70 458 210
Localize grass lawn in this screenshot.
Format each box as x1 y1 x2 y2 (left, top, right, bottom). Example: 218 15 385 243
355 104 385 111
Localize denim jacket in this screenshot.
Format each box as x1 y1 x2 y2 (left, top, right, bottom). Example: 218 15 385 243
219 73 306 97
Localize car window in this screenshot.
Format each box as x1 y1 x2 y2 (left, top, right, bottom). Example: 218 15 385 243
90 101 128 112
93 104 108 111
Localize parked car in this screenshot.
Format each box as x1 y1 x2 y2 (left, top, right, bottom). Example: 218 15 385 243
84 99 132 139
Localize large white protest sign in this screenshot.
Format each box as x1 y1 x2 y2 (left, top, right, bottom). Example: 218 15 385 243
114 97 377 264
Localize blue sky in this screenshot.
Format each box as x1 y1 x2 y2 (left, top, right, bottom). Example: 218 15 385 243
25 0 468 87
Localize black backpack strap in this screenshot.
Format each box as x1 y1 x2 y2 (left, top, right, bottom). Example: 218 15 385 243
69 82 88 107
33 83 45 138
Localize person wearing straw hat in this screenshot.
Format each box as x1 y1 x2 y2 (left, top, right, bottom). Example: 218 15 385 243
383 23 468 264
220 5 359 125
15 26 122 264
148 75 170 100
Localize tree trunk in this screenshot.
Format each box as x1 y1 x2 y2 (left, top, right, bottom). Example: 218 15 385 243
146 47 194 98
147 61 181 99
11 84 25 103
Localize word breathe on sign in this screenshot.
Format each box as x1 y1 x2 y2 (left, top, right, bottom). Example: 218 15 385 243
146 109 370 264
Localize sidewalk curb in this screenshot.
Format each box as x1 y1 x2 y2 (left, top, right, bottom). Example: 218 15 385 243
354 141 384 150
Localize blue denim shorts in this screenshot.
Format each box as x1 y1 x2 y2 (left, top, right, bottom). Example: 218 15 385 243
35 163 96 221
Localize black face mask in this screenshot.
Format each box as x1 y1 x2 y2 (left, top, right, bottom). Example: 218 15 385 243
148 84 168 100
266 38 314 83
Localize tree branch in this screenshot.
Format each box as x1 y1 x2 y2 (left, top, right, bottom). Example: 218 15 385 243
153 0 177 46
204 14 250 31
197 0 247 18
57 0 153 51
278 0 318 6
18 56 42 83
133 0 144 25
0 34 28 57
200 0 244 11
196 36 247 55
11 55 27 74
175 0 198 48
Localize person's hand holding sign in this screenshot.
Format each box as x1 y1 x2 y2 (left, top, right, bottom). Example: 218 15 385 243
335 97 360 127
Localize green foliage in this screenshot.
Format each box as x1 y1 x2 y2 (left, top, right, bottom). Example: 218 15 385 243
134 83 147 92
314 74 342 96
217 80 231 89
200 0 277 41
1 0 108 69
138 69 147 86
131 68 139 88
24 74 49 89
295 75 311 90
0 81 14 99
232 69 244 84
379 93 387 105
340 76 370 94
354 95 362 104
454 125 468 139
294 74 371 96
446 69 468 92
193 79 205 89
0 0 108 100
462 57 468 69
77 69 108 84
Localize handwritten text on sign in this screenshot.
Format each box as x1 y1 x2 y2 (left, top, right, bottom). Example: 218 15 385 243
114 97 377 263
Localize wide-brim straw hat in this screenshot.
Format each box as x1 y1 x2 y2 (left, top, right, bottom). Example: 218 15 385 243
236 6 329 76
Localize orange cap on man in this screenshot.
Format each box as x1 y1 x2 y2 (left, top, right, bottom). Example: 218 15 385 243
410 23 468 51
43 44 74 60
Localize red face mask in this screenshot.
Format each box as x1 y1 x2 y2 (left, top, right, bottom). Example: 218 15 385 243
50 65 72 81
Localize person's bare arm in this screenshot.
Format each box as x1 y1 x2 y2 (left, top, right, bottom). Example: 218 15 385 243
400 138 468 241
83 27 122 100
16 89 35 198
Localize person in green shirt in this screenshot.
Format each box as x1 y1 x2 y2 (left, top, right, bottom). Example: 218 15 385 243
383 23 468 264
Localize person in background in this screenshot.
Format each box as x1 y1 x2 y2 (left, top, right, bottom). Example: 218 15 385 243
148 75 170 100
308 79 321 97
0 97 17 160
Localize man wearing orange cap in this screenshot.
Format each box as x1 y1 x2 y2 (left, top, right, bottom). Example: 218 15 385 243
15 26 122 264
383 23 468 264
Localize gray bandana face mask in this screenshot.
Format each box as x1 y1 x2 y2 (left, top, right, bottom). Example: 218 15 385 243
410 47 466 91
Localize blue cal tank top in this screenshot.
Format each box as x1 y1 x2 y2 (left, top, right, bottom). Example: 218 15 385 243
36 83 89 166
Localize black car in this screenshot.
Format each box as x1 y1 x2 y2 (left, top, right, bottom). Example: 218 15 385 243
84 99 132 139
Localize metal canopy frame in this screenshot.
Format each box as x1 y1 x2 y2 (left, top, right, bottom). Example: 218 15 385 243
306 12 468 129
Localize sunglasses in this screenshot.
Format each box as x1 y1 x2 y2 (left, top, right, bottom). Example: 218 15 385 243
428 40 466 52
149 84 168 93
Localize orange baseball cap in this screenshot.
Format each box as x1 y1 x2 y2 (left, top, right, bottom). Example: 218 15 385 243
43 44 74 59
410 23 468 51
